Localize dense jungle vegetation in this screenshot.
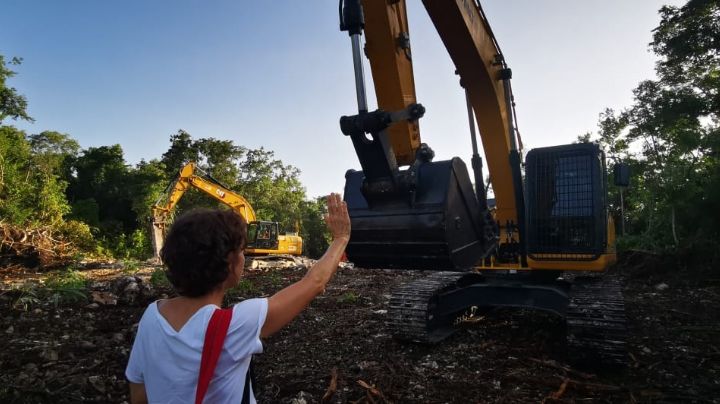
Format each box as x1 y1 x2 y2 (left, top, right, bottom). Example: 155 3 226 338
578 0 719 270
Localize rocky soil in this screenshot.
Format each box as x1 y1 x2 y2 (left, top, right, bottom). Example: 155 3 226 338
1 257 719 403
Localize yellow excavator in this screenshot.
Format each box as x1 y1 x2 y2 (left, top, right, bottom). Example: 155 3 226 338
151 162 303 258
337 0 628 365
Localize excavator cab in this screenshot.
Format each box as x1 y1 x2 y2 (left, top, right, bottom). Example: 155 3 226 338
525 143 609 260
247 221 280 251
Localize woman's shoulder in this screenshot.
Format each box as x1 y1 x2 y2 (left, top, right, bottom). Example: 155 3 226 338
133 300 162 332
229 298 268 328
232 297 268 315
138 300 160 321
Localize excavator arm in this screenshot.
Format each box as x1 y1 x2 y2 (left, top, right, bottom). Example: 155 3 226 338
156 163 257 222
360 0 420 166
361 0 518 224
423 0 522 226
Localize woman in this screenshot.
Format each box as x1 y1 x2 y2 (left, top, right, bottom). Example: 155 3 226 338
126 193 350 403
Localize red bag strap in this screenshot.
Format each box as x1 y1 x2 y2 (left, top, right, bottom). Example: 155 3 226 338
195 307 233 404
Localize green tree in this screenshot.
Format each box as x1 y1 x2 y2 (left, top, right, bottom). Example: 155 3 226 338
583 0 719 258
0 127 37 223
0 56 32 123
234 147 306 233
160 130 247 213
579 109 633 238
29 132 80 208
122 159 169 258
158 131 307 235
652 0 720 112
0 127 70 225
625 0 719 249
299 197 330 258
161 130 198 178
193 137 244 185
128 159 168 226
0 55 72 227
28 131 80 177
67 145 135 233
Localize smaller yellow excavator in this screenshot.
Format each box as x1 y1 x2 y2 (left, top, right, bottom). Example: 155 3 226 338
150 162 303 258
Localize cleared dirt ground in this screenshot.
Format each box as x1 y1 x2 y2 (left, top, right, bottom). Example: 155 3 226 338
1 257 719 403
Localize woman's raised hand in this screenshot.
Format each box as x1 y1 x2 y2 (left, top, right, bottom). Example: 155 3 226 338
261 193 351 338
324 193 351 241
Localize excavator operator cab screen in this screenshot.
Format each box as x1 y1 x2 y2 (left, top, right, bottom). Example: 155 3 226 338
246 221 280 251
525 143 608 260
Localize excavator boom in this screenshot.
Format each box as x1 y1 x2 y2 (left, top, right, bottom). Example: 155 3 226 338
361 0 420 166
152 162 257 223
423 0 520 225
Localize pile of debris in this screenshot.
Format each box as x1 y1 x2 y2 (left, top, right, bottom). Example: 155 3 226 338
0 222 74 268
246 255 354 272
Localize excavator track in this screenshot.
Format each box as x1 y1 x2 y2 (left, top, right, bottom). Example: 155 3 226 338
387 271 465 344
387 271 628 366
566 275 628 366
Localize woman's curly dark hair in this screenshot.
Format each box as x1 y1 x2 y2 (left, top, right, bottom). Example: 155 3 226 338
160 208 247 297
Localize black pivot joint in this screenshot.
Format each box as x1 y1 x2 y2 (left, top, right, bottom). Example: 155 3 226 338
500 68 512 80
340 0 364 36
340 110 391 137
340 103 425 137
415 143 435 163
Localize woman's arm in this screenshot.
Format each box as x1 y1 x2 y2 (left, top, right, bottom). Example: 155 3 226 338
260 193 350 338
129 382 148 404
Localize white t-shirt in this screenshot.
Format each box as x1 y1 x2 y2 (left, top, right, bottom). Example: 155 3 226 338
126 298 268 404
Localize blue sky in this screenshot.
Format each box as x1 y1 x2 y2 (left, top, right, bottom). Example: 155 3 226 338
2 0 684 198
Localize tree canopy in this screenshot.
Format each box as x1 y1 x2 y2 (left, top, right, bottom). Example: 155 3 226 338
0 56 32 124
581 0 719 262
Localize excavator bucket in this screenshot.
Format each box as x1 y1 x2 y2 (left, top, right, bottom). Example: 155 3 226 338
343 158 493 270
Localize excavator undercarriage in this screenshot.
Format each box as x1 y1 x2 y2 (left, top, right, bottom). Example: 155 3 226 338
387 271 627 367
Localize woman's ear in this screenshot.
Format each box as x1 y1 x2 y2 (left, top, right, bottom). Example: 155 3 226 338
226 252 238 276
